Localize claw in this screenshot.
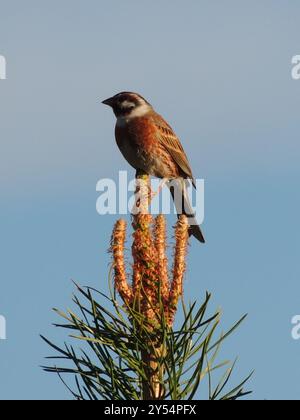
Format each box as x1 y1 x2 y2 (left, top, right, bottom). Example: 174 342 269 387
150 179 168 201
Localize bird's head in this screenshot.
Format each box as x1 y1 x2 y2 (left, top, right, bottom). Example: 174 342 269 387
102 92 152 119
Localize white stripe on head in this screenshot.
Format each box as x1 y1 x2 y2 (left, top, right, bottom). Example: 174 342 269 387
120 100 136 109
117 103 152 126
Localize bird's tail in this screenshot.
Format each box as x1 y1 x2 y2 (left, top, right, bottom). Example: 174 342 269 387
168 179 205 244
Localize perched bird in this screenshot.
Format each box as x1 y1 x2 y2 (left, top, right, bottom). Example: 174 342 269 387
102 92 205 243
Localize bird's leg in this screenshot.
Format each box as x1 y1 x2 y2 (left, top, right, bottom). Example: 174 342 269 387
134 170 151 213
150 178 169 201
135 171 168 205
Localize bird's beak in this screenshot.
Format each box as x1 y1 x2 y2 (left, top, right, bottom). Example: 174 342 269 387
102 97 115 107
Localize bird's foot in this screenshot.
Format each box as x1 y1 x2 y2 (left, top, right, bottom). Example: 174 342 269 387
150 178 168 201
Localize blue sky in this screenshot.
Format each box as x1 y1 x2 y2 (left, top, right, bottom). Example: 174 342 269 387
0 0 300 400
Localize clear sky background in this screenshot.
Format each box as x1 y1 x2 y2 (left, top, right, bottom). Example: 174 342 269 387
0 0 300 400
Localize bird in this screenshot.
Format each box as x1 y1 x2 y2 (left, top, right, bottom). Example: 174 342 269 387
102 92 205 243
